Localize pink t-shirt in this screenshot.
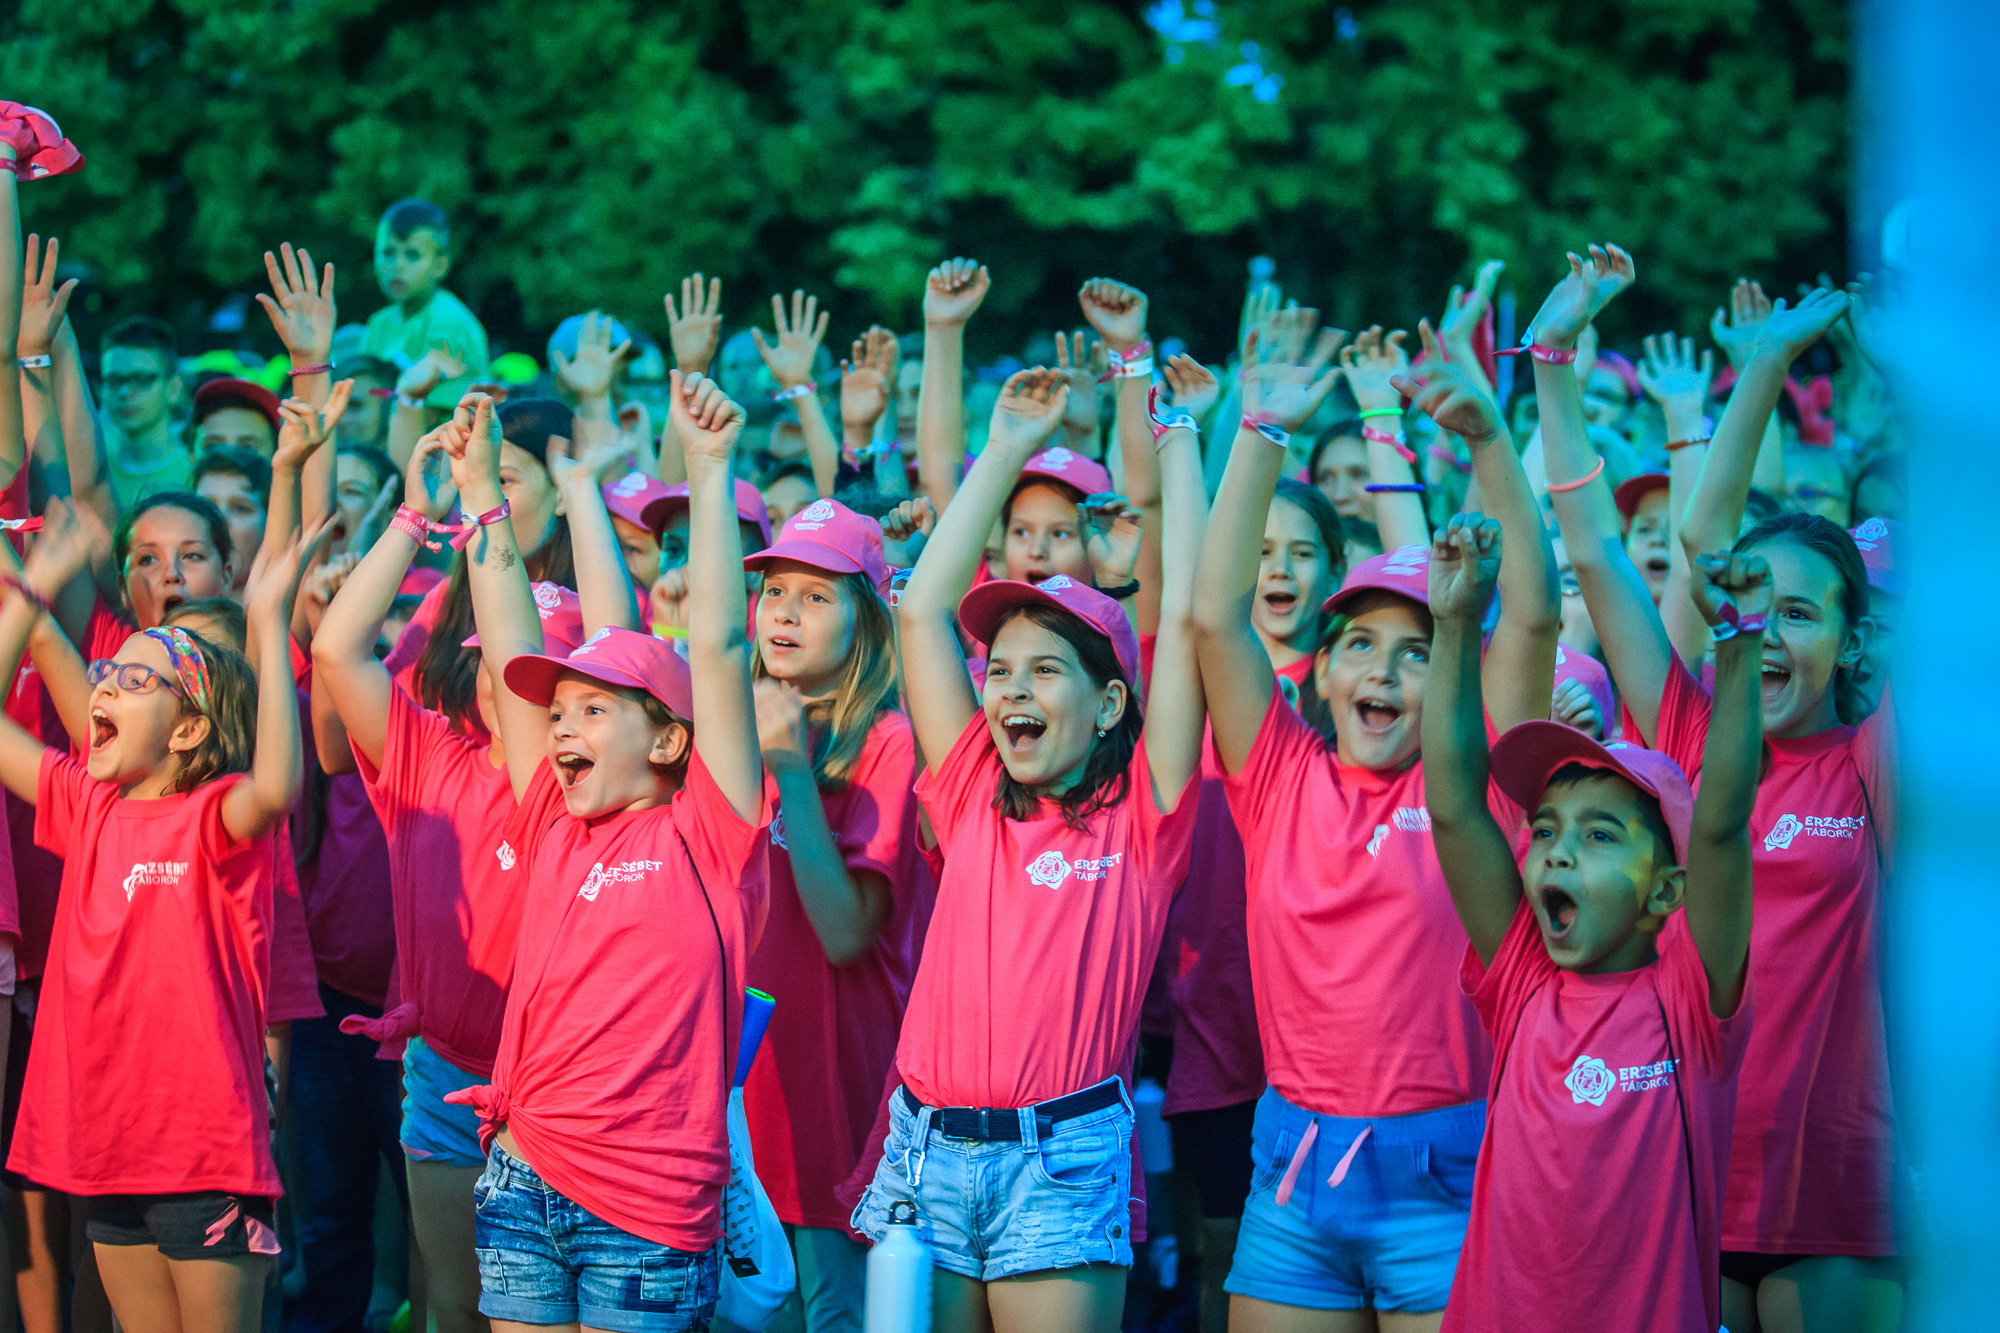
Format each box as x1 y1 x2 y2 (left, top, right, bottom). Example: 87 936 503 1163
1224 688 1499 1118
897 715 1199 1109
743 712 931 1230
383 579 492 745
266 824 326 1023
462 755 770 1252
292 688 396 1007
1649 656 1895 1254
354 686 525 1077
1158 741 1264 1115
5 660 63 976
1445 903 1750 1333
12 753 279 1196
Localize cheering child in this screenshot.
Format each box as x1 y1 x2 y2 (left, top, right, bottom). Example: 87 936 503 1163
443 376 766 1333
1422 512 1765 1333
0 503 330 1333
851 365 1207 1333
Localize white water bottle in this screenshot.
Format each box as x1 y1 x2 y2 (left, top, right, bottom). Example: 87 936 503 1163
864 1200 932 1333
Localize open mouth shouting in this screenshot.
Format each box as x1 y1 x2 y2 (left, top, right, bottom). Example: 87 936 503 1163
1351 694 1403 737
1540 886 1579 939
999 712 1048 756
553 749 596 791
89 708 118 755
1760 657 1791 708
1261 590 1299 619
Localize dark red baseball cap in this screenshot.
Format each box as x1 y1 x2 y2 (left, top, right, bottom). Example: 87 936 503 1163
193 377 282 434
1613 472 1669 524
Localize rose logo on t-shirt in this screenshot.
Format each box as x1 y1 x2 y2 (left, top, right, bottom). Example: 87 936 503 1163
532 582 563 611
496 841 517 871
1026 850 1074 890
120 860 189 901
1366 825 1389 858
1564 1055 1616 1107
1764 813 1805 852
577 858 665 902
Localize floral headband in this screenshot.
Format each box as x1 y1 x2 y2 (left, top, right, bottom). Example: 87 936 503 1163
141 627 213 713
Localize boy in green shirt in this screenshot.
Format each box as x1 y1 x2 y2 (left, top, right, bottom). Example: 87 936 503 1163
362 198 488 409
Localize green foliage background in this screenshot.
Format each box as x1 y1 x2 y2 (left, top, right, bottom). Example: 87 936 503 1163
0 0 1848 362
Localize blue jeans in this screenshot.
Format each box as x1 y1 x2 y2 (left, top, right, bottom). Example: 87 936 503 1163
284 985 409 1333
473 1143 721 1332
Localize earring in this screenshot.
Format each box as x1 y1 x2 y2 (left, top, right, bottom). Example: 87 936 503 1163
1096 727 1107 738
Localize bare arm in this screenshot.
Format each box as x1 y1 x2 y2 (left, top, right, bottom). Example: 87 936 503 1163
674 372 762 821
897 369 1069 771
257 246 339 530
916 259 990 515
16 235 78 515
222 518 335 842
1638 333 1717 669
0 168 24 496
1420 515 1521 965
1682 550 1771 1016
549 435 643 637
1340 328 1429 551
1139 383 1209 811
1077 279 1163 633
751 291 837 498
0 589 48 804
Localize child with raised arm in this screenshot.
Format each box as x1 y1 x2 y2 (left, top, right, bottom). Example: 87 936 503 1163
852 366 1208 1333
0 507 330 1333
1422 512 1767 1333
442 376 766 1333
1536 256 1901 1326
311 422 588 1333
1192 323 1558 1333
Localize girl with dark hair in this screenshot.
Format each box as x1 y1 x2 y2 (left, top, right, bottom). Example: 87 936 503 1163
1537 263 1898 1331
1194 317 1558 1333
736 496 929 1331
1258 476 1347 707
851 365 1207 1333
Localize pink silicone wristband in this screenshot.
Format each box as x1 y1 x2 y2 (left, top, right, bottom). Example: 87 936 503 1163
1546 457 1605 494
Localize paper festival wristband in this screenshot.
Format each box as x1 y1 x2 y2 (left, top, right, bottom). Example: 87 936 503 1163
772 382 816 401
1495 343 1578 365
1145 385 1198 446
1546 457 1605 493
1241 413 1290 448
1363 424 1417 465
1100 339 1155 382
1710 603 1769 642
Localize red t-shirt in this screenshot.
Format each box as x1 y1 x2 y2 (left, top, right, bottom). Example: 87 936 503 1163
266 824 326 1022
1158 740 1264 1115
292 688 396 1007
1649 656 1895 1254
383 579 492 745
354 686 523 1077
1445 903 1750 1333
743 712 931 1230
5 659 64 976
1224 688 1500 1118
896 715 1199 1109
12 753 279 1196
467 755 769 1252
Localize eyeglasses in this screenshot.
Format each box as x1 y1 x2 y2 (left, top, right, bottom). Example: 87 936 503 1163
102 372 164 393
86 659 185 697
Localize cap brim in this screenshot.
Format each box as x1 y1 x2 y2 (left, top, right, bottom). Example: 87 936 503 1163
1322 580 1426 617
958 580 1055 652
502 652 650 708
743 539 866 578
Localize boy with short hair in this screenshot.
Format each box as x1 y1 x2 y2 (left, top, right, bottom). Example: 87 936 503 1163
98 315 192 504
361 198 488 409
1420 512 1769 1333
191 377 281 456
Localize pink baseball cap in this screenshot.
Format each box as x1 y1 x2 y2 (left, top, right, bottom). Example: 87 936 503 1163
1613 472 1669 524
1323 543 1431 617
397 566 445 601
1016 446 1113 500
1553 644 1616 737
1848 517 1905 596
0 103 84 181
958 574 1141 688
743 498 890 592
1490 721 1694 865
601 471 674 530
503 624 694 717
462 581 587 654
640 479 774 545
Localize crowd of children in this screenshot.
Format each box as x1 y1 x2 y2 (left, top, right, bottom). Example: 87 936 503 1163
0 103 1911 1333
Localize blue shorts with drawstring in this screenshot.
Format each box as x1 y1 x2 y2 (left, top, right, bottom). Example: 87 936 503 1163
1225 1085 1484 1312
850 1077 1135 1281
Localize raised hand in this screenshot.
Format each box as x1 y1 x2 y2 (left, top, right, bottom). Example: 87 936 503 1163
665 274 723 375
1553 676 1603 738
669 370 745 462
300 552 362 635
1260 302 1323 367
985 367 1071 455
1521 244 1636 350
256 243 337 364
878 496 935 544
1709 278 1774 371
552 311 632 404
751 289 829 389
1391 323 1502 444
1077 277 1148 352
274 380 355 472
1690 549 1775 630
18 234 77 356
403 427 458 520
1084 496 1144 584
1745 287 1851 367
1338 325 1411 413
1637 333 1713 409
752 677 811 767
545 431 635 494
924 257 990 326
1440 259 1506 349
396 342 468 402
245 513 339 630
1054 331 1104 437
21 498 104 601
444 393 504 489
1239 279 1282 365
1427 512 1503 623
1162 353 1220 422
1242 324 1343 431
840 329 893 438
649 565 689 633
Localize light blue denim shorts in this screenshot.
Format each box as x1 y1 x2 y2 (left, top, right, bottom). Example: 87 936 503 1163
1225 1086 1485 1313
400 1036 487 1168
850 1077 1135 1281
472 1143 720 1332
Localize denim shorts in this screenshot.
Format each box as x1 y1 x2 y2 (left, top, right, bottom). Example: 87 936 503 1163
1225 1086 1484 1313
850 1077 1134 1282
401 1037 487 1168
472 1143 721 1332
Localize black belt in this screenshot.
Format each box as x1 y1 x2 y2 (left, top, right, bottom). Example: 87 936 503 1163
899 1079 1123 1142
